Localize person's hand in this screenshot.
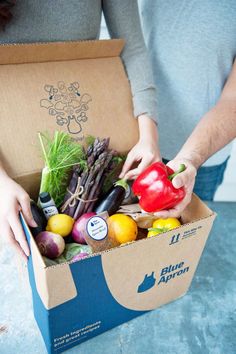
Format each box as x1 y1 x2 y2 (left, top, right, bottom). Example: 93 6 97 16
153 158 197 218
0 175 37 262
119 137 161 180
120 114 161 180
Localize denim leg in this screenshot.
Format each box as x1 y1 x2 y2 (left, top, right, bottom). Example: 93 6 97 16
193 158 229 201
162 158 229 201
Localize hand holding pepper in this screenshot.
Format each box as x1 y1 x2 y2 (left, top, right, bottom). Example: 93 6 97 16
153 158 197 218
132 161 187 213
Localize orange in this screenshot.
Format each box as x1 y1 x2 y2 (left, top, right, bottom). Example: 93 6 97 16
107 214 138 245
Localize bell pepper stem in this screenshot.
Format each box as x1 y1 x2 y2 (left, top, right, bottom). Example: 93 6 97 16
168 164 186 181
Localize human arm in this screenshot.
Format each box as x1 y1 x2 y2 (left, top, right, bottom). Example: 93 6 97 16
103 0 161 177
155 59 236 218
0 163 37 261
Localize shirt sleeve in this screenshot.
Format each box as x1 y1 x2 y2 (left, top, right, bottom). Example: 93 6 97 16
102 0 158 122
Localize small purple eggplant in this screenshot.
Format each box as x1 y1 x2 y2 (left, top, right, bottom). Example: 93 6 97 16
94 179 128 216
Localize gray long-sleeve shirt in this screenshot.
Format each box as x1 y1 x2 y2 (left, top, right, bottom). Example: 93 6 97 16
139 0 236 166
0 0 157 121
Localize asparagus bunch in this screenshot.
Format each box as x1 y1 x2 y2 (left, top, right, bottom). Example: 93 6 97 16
61 137 119 219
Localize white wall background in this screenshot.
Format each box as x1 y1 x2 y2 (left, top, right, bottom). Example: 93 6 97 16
100 16 109 39
100 17 236 202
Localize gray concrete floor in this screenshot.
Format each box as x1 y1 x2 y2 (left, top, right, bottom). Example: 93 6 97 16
0 201 235 354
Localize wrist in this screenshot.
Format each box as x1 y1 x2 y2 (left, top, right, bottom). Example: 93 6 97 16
175 150 202 170
138 114 158 142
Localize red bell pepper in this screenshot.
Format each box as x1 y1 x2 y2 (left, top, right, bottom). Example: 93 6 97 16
132 162 186 212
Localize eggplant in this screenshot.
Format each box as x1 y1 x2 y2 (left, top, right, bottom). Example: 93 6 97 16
121 180 139 205
94 180 128 216
30 200 47 237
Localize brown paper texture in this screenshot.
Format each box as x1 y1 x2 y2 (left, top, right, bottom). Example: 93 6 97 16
101 210 215 311
0 40 138 186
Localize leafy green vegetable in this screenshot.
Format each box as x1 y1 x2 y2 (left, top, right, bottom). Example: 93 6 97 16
38 131 86 207
62 243 92 261
43 243 92 266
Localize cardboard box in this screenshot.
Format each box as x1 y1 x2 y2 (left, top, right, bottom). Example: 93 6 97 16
0 40 216 354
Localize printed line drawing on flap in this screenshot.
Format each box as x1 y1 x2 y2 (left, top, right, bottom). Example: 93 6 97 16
40 81 92 135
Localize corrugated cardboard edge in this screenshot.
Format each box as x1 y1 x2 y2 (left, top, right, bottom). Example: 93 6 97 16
22 214 77 309
28 195 216 310
0 39 125 65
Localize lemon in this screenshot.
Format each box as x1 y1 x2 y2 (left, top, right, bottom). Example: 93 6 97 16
46 214 74 237
107 214 138 245
147 218 181 238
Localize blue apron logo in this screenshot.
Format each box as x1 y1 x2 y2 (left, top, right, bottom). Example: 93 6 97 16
137 272 156 293
137 262 190 293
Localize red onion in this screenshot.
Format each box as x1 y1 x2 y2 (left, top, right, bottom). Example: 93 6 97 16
72 212 96 244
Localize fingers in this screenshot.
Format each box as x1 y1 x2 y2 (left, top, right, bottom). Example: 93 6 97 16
170 179 194 217
153 162 195 218
167 160 197 190
119 137 161 179
18 194 37 227
124 168 139 180
154 205 183 219
120 151 159 180
124 157 151 180
172 169 196 189
3 225 28 263
153 210 173 219
9 213 30 257
155 208 182 219
169 194 193 218
154 186 193 219
119 152 135 179
0 179 32 261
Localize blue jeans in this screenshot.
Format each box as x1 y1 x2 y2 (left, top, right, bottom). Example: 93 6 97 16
163 158 229 201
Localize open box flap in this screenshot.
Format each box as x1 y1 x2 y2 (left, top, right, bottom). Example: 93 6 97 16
0 40 139 186
21 213 78 309
0 39 124 65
